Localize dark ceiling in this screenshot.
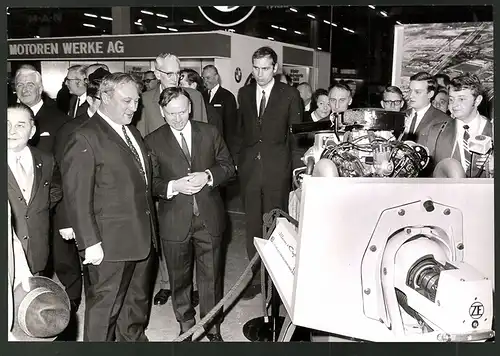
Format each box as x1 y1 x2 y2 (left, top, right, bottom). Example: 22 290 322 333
6 5 493 83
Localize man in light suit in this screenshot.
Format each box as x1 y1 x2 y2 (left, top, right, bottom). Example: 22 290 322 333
136 53 208 138
60 73 159 342
234 46 302 299
136 53 208 306
401 71 451 176
7 104 62 277
145 87 235 341
426 73 493 178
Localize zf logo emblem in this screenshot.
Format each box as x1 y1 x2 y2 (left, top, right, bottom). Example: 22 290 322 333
469 301 484 319
198 6 256 27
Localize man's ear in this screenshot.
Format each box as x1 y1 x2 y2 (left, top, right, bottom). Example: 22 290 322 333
474 94 483 109
29 123 37 140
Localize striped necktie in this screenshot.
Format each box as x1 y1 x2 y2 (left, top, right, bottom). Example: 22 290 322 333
463 125 472 171
121 126 147 184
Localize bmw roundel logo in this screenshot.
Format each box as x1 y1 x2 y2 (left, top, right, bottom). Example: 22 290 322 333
198 6 257 27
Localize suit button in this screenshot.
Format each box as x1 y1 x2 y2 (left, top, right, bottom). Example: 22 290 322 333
259 139 262 143
18 196 23 201
23 236 28 240
146 210 150 215
25 215 29 219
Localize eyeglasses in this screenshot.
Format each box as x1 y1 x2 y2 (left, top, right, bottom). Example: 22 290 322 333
156 68 180 78
383 100 403 106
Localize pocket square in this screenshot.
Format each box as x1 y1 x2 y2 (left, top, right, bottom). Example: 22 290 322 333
40 132 50 137
213 104 222 107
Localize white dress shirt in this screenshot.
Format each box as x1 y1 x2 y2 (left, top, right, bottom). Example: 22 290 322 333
30 99 44 116
98 110 147 183
454 112 488 172
406 103 431 134
8 146 34 202
256 78 275 114
166 121 213 198
209 84 220 103
304 102 311 112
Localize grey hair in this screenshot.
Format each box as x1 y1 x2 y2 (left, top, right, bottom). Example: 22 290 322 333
99 72 140 96
67 64 88 78
154 53 181 69
14 67 43 87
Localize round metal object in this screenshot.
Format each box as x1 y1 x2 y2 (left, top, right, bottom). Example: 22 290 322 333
364 288 371 295
370 245 377 252
457 243 464 250
398 209 405 216
443 208 451 215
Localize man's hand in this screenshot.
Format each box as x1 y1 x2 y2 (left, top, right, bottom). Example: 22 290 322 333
83 243 104 265
187 172 209 190
59 227 75 240
173 175 206 195
476 153 494 175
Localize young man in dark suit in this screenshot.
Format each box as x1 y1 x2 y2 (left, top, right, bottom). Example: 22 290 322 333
60 73 159 342
145 87 235 341
426 73 493 178
7 104 62 277
234 46 302 299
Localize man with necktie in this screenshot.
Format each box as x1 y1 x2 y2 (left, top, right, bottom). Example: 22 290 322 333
426 73 493 178
233 46 302 300
7 104 62 278
145 87 235 341
401 72 451 176
66 65 89 119
60 73 159 342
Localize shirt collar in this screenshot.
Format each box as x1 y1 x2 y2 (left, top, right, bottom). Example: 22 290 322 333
8 145 30 161
257 78 275 95
97 109 124 132
210 84 220 95
30 99 44 116
170 120 192 138
413 103 431 116
456 111 481 131
78 92 87 105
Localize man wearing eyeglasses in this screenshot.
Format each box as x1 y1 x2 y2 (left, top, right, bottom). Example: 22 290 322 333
66 65 89 119
136 53 208 138
380 85 405 112
142 71 159 92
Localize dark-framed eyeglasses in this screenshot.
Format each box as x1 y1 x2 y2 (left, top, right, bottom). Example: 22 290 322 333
383 100 403 106
156 68 180 78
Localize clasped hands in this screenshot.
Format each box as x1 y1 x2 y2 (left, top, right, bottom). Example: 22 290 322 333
173 172 209 195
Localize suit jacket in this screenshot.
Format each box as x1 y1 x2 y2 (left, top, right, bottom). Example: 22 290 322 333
52 113 91 229
145 121 235 242
401 106 451 147
60 114 159 261
136 86 208 137
29 99 69 154
203 87 237 148
426 115 493 178
68 95 89 119
235 81 302 190
8 146 63 274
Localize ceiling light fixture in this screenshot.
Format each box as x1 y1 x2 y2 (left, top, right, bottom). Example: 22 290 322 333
183 19 194 24
141 10 154 15
83 23 96 28
156 13 169 19
290 7 298 12
84 13 98 18
101 16 113 21
157 25 167 30
168 28 178 32
307 14 315 19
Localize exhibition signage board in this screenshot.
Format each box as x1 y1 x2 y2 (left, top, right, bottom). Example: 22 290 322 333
8 32 231 60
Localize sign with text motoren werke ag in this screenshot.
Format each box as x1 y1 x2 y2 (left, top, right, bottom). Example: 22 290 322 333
8 33 231 60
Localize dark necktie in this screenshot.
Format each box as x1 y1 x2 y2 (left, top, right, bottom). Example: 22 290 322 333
259 90 266 119
408 112 418 134
73 97 80 118
463 125 472 171
179 132 199 216
122 126 146 184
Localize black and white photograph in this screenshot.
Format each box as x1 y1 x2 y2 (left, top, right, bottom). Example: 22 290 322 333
6 5 494 344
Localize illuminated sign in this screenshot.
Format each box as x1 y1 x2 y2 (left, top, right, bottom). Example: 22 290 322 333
198 6 256 27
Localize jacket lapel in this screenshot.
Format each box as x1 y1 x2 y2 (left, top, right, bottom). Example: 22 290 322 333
162 124 191 167
415 106 435 133
28 148 42 206
262 83 281 119
8 167 25 204
249 83 258 119
129 127 152 180
191 122 202 170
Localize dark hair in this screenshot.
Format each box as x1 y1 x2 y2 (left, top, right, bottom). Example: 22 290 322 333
8 103 35 121
252 46 278 66
434 73 451 87
382 85 403 98
244 73 256 86
86 80 101 98
202 64 219 75
158 86 192 108
449 73 483 98
310 88 329 112
409 72 436 94
328 82 352 96
180 69 205 92
433 85 449 100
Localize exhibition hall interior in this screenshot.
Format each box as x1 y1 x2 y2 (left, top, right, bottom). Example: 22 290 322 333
6 5 495 343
